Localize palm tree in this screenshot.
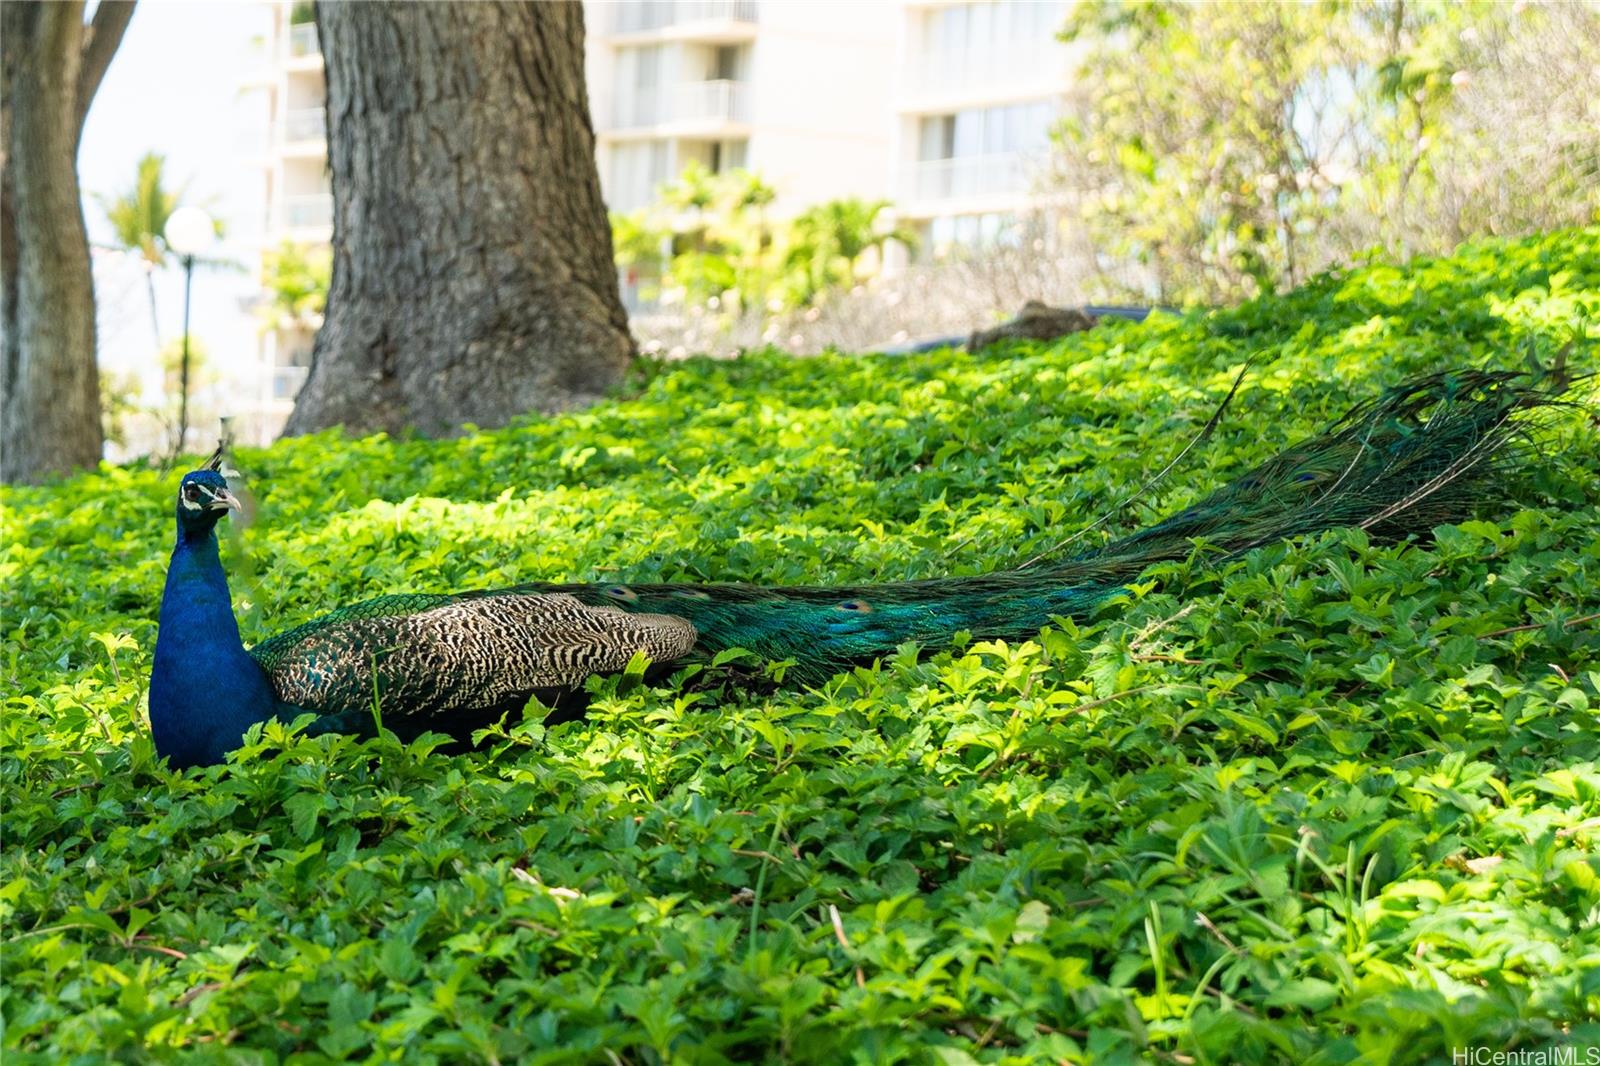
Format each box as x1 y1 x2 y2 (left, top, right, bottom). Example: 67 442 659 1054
98 152 182 345
785 198 919 305
725 168 777 213
658 160 718 215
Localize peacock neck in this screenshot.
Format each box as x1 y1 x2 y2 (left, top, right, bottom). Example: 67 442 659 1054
163 530 240 641
150 527 279 768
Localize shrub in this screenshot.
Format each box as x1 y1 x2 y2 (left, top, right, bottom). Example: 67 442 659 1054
1056 1 1600 305
3 228 1598 1061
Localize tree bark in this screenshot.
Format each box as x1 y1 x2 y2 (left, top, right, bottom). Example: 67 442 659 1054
283 1 634 439
1 1 134 483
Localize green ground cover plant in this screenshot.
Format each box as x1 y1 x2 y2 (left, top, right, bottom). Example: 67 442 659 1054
4 228 1599 1063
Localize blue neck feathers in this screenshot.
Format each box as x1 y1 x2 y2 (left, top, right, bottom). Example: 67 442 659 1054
150 525 279 768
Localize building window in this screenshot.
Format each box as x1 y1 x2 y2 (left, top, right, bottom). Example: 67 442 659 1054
919 115 956 161
279 332 314 368
712 44 746 82
925 211 1022 258
913 2 1067 92
613 44 668 127
708 139 748 173
613 1 676 35
918 101 1054 163
609 141 672 211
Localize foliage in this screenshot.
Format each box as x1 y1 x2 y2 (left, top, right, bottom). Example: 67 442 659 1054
609 209 668 273
93 153 232 459
656 162 781 313
259 240 332 328
1056 0 1600 305
158 335 213 397
96 152 223 276
4 229 1600 1062
635 215 1101 359
783 199 918 308
613 165 913 318
98 152 184 273
98 369 144 450
1359 1 1600 253
97 151 185 352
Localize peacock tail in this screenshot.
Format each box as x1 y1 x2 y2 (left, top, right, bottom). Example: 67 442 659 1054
242 368 1564 722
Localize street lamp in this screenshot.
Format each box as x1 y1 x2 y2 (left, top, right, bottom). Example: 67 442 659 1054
164 206 214 456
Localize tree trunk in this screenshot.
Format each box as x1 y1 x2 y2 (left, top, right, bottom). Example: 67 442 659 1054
283 1 634 439
0 1 134 483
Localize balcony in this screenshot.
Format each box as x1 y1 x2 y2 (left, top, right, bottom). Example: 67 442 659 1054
906 46 1065 101
283 107 326 144
671 80 750 125
903 154 1025 204
283 193 333 230
609 80 750 131
288 22 320 59
608 1 758 37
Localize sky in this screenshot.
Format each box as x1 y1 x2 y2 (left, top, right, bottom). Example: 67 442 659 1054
80 1 272 399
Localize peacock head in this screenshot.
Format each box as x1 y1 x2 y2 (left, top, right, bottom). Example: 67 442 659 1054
175 448 241 539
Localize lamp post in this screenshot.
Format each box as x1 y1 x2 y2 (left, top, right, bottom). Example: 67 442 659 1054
163 206 214 456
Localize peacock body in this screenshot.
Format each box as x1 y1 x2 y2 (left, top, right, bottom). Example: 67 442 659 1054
149 370 1561 768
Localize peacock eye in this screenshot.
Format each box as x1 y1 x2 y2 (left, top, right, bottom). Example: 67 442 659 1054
183 484 201 502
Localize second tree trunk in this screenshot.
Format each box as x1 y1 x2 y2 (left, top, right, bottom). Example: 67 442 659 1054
283 1 634 439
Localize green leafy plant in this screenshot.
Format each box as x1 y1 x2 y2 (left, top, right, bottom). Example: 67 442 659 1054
783 198 918 307
259 239 331 328
1056 1 1600 305
3 228 1598 1061
613 166 917 320
657 162 781 313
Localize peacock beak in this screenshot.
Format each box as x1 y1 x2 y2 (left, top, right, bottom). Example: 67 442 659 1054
207 488 242 513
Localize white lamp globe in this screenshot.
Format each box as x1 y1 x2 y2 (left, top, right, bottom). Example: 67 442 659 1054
165 206 215 258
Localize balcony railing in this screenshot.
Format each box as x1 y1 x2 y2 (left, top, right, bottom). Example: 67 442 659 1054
611 80 750 129
609 0 758 35
904 154 1025 202
606 170 673 213
283 193 333 230
283 107 325 143
288 22 319 58
907 47 1062 96
673 79 750 124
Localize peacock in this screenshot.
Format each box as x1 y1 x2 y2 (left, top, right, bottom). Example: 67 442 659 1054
150 369 1565 769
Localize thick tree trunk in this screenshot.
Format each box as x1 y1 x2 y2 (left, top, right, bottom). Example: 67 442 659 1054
0 1 133 483
283 1 634 439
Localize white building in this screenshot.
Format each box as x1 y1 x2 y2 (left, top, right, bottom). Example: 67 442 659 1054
246 2 329 440
587 1 895 215
584 0 1075 244
889 0 1073 261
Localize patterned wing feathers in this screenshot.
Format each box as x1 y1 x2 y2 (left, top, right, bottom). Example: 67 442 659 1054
264 593 697 718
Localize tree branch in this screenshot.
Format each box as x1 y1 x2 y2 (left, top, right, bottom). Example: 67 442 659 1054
75 0 135 139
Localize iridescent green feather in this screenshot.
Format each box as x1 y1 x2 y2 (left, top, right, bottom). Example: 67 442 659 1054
507 370 1561 679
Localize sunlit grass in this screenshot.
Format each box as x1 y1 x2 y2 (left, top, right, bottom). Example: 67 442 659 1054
2 228 1598 1061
